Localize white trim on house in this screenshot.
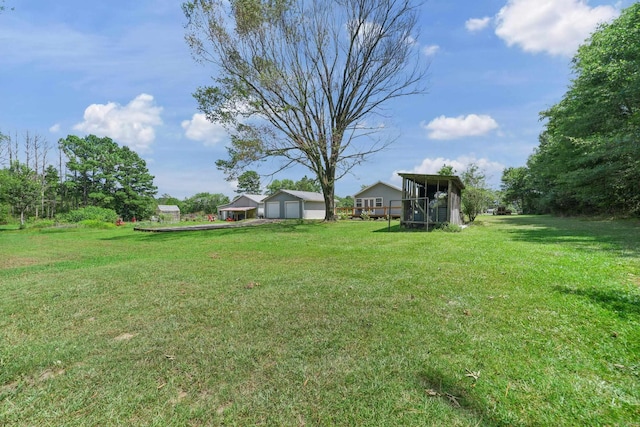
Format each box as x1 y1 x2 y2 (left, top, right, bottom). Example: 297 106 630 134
355 197 383 209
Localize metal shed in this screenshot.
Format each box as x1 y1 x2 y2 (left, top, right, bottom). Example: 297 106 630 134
156 205 181 222
398 174 465 229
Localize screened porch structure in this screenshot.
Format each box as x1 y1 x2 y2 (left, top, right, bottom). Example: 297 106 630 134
398 173 465 229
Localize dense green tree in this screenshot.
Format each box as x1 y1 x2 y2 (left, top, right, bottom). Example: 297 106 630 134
437 164 456 176
184 0 428 220
0 162 40 227
265 179 296 196
182 192 230 214
157 193 183 208
460 163 492 222
294 175 322 193
236 170 261 194
60 135 114 208
336 195 354 208
529 4 640 215
113 146 157 220
265 176 321 195
501 166 537 214
59 135 157 220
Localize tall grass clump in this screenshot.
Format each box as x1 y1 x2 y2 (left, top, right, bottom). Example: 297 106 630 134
60 206 118 223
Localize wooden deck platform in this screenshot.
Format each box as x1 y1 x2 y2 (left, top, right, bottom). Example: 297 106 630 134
134 219 281 232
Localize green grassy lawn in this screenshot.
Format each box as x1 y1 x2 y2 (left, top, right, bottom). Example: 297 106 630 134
1 216 639 426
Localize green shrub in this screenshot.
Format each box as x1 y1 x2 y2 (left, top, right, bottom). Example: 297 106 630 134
28 219 57 229
337 211 350 220
0 203 11 225
433 223 462 233
78 219 117 229
61 206 119 223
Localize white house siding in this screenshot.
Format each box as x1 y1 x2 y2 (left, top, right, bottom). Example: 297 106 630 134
302 201 326 219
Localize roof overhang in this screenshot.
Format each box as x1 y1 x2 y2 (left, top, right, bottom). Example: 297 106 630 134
218 207 256 212
397 173 465 190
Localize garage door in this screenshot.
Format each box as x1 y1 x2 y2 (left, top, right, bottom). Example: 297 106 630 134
266 202 280 218
285 201 300 218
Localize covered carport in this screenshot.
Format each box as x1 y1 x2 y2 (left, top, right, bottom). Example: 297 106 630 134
217 206 257 221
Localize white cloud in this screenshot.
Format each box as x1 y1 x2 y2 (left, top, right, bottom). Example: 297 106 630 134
422 44 440 57
348 20 384 47
181 113 228 147
49 123 61 133
392 155 506 187
495 0 619 57
73 93 163 153
153 167 236 200
422 114 499 140
466 17 491 32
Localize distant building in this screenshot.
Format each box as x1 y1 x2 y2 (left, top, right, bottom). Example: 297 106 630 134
156 205 181 222
217 194 266 221
352 181 402 219
263 190 327 219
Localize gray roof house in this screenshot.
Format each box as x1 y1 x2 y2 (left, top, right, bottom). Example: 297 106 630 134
156 205 181 222
263 190 327 219
352 181 402 219
217 194 266 220
398 173 465 229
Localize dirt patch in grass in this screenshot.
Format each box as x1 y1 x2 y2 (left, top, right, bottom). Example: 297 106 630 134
0 256 41 269
114 332 136 341
39 368 65 381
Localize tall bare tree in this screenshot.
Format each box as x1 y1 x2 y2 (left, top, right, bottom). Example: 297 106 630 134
184 0 428 220
0 132 9 166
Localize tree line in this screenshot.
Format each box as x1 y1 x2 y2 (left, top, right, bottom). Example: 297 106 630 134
0 131 357 226
0 134 157 226
501 4 640 217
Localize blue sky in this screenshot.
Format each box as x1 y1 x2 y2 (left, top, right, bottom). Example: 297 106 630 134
0 0 634 199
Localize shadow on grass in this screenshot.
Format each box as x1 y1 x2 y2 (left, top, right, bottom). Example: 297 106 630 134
372 221 431 233
416 368 520 427
555 285 640 320
373 223 403 233
501 215 640 258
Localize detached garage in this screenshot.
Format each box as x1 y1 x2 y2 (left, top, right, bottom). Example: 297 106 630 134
263 190 326 219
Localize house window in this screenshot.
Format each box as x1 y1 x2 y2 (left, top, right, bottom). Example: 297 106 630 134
356 198 382 209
